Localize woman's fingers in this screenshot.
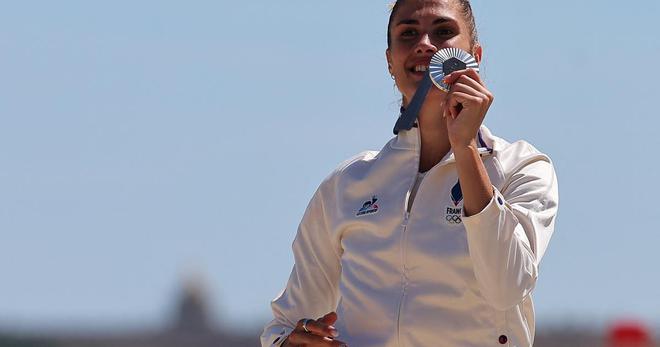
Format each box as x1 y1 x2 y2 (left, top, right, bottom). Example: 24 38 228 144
287 331 348 346
445 71 492 97
455 74 488 94
296 318 339 338
449 82 484 103
443 81 483 119
441 70 493 120
446 92 482 119
285 313 348 346
318 312 338 326
444 69 493 98
440 68 495 146
443 68 482 86
449 92 482 107
448 84 489 109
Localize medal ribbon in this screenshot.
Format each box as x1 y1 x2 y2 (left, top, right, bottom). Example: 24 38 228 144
392 73 433 134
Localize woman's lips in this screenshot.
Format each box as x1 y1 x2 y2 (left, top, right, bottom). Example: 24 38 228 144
407 64 430 81
409 69 428 82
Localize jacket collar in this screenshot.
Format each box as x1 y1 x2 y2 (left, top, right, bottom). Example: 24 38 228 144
389 124 495 160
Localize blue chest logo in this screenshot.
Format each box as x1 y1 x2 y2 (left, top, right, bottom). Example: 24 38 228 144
451 180 463 206
446 180 464 225
357 196 379 217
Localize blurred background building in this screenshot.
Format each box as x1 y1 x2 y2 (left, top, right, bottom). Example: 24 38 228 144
0 277 257 347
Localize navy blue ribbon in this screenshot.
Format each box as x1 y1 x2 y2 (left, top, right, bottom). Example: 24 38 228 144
393 73 433 135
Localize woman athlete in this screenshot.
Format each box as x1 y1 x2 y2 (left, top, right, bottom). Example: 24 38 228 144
261 1 559 346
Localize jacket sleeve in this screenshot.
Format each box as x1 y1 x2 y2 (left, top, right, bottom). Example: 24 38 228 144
260 181 343 347
462 155 558 311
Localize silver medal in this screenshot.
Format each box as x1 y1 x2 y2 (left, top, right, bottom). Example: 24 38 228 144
429 47 480 92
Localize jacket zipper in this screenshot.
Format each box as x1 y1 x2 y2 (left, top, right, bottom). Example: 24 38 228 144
394 129 494 346
397 178 434 345
396 211 411 347
397 127 421 347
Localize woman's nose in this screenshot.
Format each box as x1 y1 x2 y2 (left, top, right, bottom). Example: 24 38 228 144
415 34 437 54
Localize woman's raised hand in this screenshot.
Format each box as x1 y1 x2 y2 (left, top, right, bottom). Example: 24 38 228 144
442 68 494 148
282 312 348 347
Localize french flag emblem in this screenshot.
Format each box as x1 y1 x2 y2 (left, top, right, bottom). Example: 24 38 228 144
451 180 463 206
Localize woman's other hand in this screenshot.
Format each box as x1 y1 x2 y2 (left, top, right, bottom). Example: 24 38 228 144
282 312 348 347
442 68 494 148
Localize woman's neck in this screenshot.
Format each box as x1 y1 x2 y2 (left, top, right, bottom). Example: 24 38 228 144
416 97 451 173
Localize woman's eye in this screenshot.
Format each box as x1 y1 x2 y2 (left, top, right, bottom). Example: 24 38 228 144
436 29 453 36
401 29 418 37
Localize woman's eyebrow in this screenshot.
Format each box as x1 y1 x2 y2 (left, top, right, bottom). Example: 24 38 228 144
396 17 454 26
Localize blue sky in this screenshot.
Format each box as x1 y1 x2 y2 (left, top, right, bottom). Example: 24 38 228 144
1 0 659 333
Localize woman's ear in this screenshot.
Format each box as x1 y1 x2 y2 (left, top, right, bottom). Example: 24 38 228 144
473 43 483 64
386 49 393 75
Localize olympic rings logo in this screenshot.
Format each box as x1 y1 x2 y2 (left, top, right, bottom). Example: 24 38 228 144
446 215 462 224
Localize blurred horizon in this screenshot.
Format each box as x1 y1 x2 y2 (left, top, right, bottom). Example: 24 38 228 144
1 270 656 335
1 270 657 337
2 275 656 346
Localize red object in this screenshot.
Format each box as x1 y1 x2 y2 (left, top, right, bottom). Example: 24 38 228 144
608 320 652 346
498 335 508 344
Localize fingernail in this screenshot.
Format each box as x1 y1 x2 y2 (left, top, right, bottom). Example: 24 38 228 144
329 326 339 337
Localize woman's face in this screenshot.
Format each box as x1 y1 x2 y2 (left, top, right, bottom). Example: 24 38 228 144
386 0 481 105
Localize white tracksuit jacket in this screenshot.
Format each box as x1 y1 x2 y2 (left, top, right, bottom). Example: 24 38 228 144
261 125 559 347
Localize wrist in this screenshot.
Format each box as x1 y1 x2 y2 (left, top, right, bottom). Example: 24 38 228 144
450 139 479 154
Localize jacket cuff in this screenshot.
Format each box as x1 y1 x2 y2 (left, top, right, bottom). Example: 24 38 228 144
462 186 505 224
268 326 294 346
